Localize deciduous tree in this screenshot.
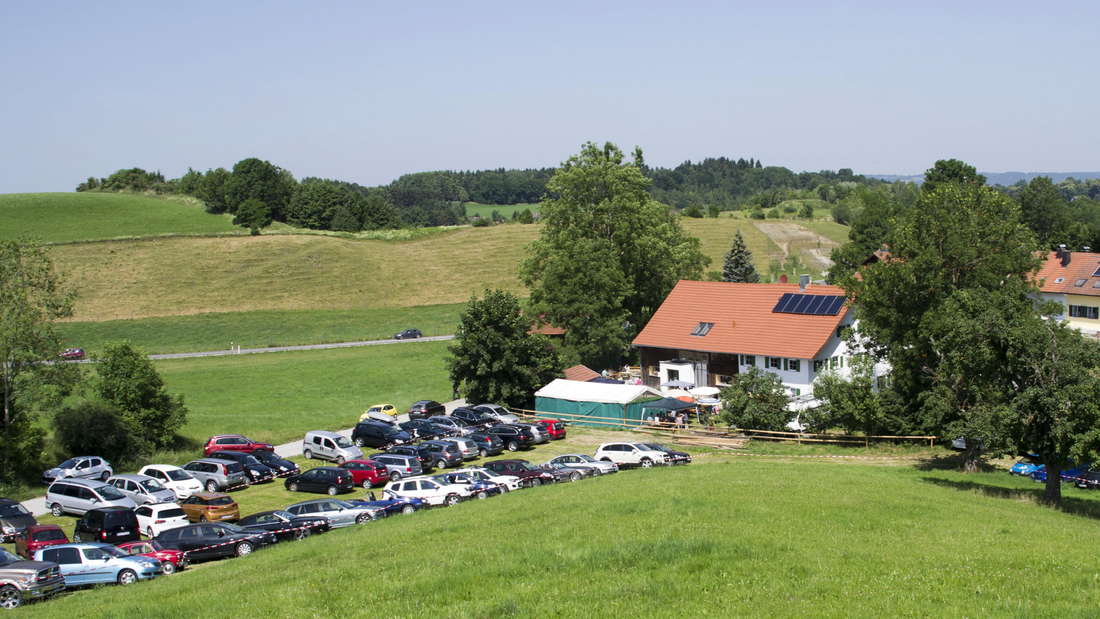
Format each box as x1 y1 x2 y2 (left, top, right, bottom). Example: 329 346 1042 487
718 367 790 430
95 342 187 451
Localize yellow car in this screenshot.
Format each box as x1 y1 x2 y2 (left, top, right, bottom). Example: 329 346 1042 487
359 404 398 423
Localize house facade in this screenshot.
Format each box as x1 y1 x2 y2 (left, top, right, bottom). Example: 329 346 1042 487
1035 248 1100 336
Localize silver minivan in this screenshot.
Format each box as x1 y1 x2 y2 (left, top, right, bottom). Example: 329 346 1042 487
45 478 137 517
441 437 479 461
303 431 363 464
106 474 177 505
368 454 423 481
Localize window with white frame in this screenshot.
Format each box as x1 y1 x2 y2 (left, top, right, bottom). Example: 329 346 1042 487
1069 305 1100 319
784 359 800 372
813 360 825 373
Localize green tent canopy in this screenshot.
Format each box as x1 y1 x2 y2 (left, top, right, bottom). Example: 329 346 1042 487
534 379 662 426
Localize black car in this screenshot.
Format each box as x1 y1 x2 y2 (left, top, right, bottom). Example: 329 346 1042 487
485 424 536 451
399 419 447 441
386 445 438 472
1075 469 1100 490
237 510 330 541
284 467 355 495
155 523 273 561
639 443 692 465
208 451 277 484
467 432 505 458
250 450 300 477
72 506 139 545
0 498 36 543
450 407 494 429
407 400 446 421
352 421 413 449
419 440 464 469
393 329 423 340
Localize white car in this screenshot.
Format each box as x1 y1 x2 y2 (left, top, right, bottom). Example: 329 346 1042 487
137 464 203 500
134 502 189 538
548 453 619 475
451 467 522 491
383 475 475 507
594 442 670 468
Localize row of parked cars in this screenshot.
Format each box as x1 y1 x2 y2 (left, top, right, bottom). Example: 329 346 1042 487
1008 455 1100 488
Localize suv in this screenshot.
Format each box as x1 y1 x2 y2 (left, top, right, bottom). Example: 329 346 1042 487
42 456 112 485
284 467 355 495
0 546 64 608
594 443 670 468
351 422 412 449
73 506 140 544
482 459 556 487
399 419 448 441
0 499 36 543
427 415 474 437
407 400 445 420
14 525 68 559
202 434 274 457
473 403 520 425
137 464 203 499
534 419 567 440
385 445 438 472
485 424 536 452
340 459 391 488
106 474 177 505
440 437 480 461
46 478 137 517
208 451 276 484
383 476 472 506
250 450 301 478
450 407 494 429
368 453 423 481
134 503 189 538
419 440 465 468
467 431 505 458
182 458 251 493
303 430 364 464
637 443 692 465
180 493 239 522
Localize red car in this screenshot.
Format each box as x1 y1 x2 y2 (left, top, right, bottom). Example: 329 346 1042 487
116 540 188 575
339 459 390 488
535 419 567 440
14 524 68 559
203 434 274 457
60 348 85 361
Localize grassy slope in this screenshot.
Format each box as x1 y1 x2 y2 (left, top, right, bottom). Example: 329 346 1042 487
0 193 239 242
464 202 540 219
18 456 1100 617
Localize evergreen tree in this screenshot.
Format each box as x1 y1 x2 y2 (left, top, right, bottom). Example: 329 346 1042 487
721 230 760 283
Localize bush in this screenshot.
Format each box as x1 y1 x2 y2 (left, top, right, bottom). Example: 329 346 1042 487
53 401 142 465
799 203 815 218
472 217 491 227
782 203 797 214
750 208 766 220
517 208 535 224
766 207 781 219
707 205 721 218
683 206 704 218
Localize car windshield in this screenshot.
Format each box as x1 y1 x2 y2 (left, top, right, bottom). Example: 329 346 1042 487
0 548 21 565
218 523 247 534
98 485 127 500
208 496 235 506
139 479 166 491
513 462 535 471
241 455 261 465
57 458 79 469
35 529 66 541
145 540 166 551
335 437 354 448
165 469 191 481
272 510 293 520
100 546 128 558
0 503 30 517
576 455 597 463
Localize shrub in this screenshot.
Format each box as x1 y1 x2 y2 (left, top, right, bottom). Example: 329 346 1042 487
782 203 797 214
707 205 721 218
766 207 781 219
799 203 815 218
749 208 765 220
53 401 142 465
683 206 704 218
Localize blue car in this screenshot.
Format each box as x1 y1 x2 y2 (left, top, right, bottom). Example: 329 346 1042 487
346 493 427 517
1031 463 1090 484
34 543 159 586
1010 455 1043 476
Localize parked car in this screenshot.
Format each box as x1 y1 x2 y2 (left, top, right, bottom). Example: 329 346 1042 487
481 460 556 487
60 348 85 361
340 459 391 489
473 403 521 425
383 476 472 506
116 540 188 575
440 437 480 461
637 443 693 465
14 525 68 560
594 443 670 468
0 499 36 543
250 450 301 478
368 453 423 481
179 492 239 523
208 451 276 485
419 440 465 468
137 464 204 499
284 466 355 495
1075 469 1100 490
238 510 331 541
73 506 140 545
399 419 449 441
351 422 412 450
539 461 593 482
0 546 64 609
202 434 274 457
513 422 549 444
534 419 567 440
45 478 137 517
427 415 474 437
548 453 619 475
106 474 178 505
359 404 399 424
36 543 158 586
345 492 427 517
467 431 505 458
134 503 189 538
451 467 522 491
1009 454 1044 477
384 444 437 472
431 472 503 499
154 523 266 561
284 499 379 528
393 328 423 340
42 456 112 485
407 400 446 421
1031 462 1090 484
485 424 536 452
182 458 251 493
304 430 364 464
450 406 495 429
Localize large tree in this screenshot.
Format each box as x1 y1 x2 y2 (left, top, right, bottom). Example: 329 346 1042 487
1018 176 1073 249
721 230 760 283
718 367 790 431
224 158 296 220
447 290 561 408
95 342 187 451
521 142 708 367
922 158 986 193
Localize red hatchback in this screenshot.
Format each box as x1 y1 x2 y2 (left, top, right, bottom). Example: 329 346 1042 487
14 524 68 559
116 540 188 575
203 434 275 457
340 459 390 489
535 419 567 440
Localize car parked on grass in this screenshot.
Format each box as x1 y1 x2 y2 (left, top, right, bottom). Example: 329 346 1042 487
46 478 137 517
202 434 274 457
351 421 412 450
238 510 331 541
427 415 474 437
284 499 378 528
431 472 503 499
284 466 355 495
60 348 85 361
134 503 189 538
106 474 178 505
399 419 449 441
73 506 140 545
451 467 522 491
340 459 391 488
1009 455 1044 477
346 492 427 517
208 451 276 485
534 419 567 440
481 460 556 487
250 450 301 478
382 476 472 506
384 444 438 472
637 443 693 465
485 424 536 452
359 403 399 424
513 423 549 444
14 525 68 560
116 540 188 575
538 462 593 482
594 443 669 468
179 493 239 523
369 454 423 481
1075 469 1100 490
303 430 364 464
450 406 495 429
407 400 446 420
137 464 204 499
42 456 112 485
0 499 36 543
419 440 465 468
182 458 251 493
36 543 159 586
0 547 64 609
154 523 265 561
473 404 520 425
466 431 505 458
548 454 619 475
393 329 423 340
440 437 480 461
1031 463 1090 483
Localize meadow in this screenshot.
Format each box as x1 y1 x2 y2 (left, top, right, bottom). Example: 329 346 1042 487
463 201 540 219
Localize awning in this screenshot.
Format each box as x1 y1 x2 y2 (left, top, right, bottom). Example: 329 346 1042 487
641 397 696 411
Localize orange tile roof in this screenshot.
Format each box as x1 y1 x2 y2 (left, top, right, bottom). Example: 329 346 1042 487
563 364 601 382
529 322 566 336
1035 250 1100 297
632 280 849 359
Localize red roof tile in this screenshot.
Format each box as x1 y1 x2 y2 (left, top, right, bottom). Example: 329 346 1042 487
632 280 849 359
563 364 601 382
1035 250 1100 297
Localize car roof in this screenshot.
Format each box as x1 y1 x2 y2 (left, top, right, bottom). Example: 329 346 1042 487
88 505 132 513
50 478 106 488
27 524 62 532
307 430 344 437
190 492 230 500
141 463 182 471
110 473 155 482
0 498 17 505
193 458 236 465
287 499 336 507
146 502 181 509
209 434 247 440
490 459 527 464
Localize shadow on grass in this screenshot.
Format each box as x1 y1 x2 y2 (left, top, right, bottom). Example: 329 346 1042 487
921 476 1100 520
913 452 1000 472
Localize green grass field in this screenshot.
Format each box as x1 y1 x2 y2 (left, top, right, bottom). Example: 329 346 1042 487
15 450 1100 616
463 202 540 219
0 193 239 243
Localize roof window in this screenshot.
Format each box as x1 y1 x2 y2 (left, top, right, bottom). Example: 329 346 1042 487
1075 279 1087 287
1054 277 1064 283
690 322 714 337
1093 265 1100 277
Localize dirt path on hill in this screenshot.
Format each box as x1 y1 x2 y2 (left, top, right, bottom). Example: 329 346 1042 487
753 222 839 272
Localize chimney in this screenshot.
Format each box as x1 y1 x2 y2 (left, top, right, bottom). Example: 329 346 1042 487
1059 244 1071 266
799 274 810 291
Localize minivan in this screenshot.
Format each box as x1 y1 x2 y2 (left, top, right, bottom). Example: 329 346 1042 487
182 459 251 493
368 454 423 481
73 506 140 544
303 431 363 464
45 479 137 517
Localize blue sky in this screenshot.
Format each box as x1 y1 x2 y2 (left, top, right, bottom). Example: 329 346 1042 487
1 1 1097 192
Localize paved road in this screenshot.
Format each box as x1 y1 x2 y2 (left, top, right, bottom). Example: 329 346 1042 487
148 334 455 360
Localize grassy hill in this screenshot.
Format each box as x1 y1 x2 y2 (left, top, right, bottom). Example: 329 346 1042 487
464 201 540 219
0 193 239 243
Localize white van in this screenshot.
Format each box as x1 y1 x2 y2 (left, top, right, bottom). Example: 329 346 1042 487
303 430 363 464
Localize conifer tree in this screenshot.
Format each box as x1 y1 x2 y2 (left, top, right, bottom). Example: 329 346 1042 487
722 230 760 282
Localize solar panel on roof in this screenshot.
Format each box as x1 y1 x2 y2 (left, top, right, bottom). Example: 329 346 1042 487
772 293 845 316
1093 265 1100 277
824 296 846 315
792 294 816 313
771 293 795 313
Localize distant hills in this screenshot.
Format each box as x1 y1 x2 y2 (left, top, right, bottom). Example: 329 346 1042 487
868 171 1100 186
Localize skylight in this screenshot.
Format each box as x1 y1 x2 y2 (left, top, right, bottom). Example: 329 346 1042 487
1093 265 1100 277
1054 277 1064 283
1075 279 1087 287
690 322 714 337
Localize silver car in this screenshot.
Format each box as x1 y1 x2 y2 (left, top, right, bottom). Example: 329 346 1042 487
440 437 479 461
42 457 112 485
182 458 251 493
548 453 619 475
369 454 423 481
284 499 378 528
513 423 549 444
106 474 177 505
474 404 520 425
427 416 474 437
45 479 137 517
